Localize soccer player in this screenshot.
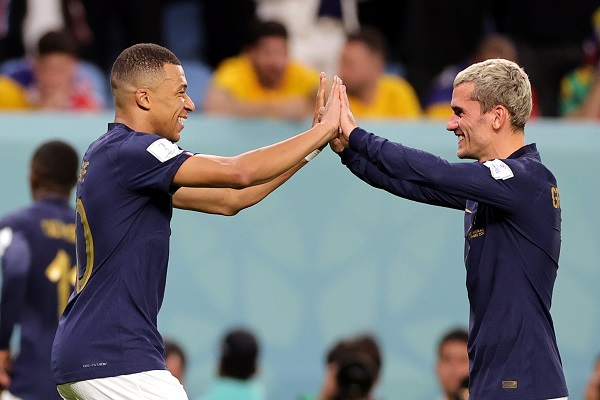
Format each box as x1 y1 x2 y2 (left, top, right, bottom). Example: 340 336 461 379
329 58 568 400
51 43 342 399
0 140 79 400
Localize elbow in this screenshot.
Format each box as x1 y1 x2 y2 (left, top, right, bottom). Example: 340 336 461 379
228 161 256 189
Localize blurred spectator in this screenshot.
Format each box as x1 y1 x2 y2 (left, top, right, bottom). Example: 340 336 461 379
0 0 92 63
338 27 421 119
199 328 265 400
1 29 105 111
424 33 541 119
256 0 359 78
0 75 28 109
300 333 382 400
203 19 318 121
165 339 188 386
435 328 469 400
356 0 405 75
559 7 600 120
584 353 600 400
492 0 598 116
197 328 265 400
0 140 79 400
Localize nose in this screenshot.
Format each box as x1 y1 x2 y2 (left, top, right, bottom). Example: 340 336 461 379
446 113 458 132
184 93 195 112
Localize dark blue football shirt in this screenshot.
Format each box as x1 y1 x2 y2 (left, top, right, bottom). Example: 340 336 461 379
339 128 568 400
51 123 193 384
0 198 76 399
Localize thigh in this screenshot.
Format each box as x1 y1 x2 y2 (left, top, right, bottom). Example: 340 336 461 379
57 370 189 400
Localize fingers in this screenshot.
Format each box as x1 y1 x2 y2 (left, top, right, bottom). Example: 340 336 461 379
312 72 327 127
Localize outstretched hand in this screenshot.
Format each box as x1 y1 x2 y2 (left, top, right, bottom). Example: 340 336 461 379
320 75 342 139
311 72 327 128
329 83 357 153
340 85 358 142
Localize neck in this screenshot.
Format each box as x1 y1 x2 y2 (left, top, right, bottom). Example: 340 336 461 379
33 188 69 202
479 129 525 162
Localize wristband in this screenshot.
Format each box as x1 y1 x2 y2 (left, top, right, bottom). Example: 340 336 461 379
304 149 321 162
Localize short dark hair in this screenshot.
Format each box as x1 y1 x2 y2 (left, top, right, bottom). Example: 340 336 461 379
37 30 79 57
246 19 288 48
334 351 378 400
110 43 181 90
326 333 383 382
346 26 388 60
219 328 259 380
437 327 469 357
31 140 79 193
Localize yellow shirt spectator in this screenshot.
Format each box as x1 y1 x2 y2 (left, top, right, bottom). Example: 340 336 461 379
212 55 317 102
348 75 422 118
0 76 29 110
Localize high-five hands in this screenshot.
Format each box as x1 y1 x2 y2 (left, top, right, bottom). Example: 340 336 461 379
310 72 358 153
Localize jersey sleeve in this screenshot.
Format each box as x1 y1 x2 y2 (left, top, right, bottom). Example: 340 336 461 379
117 135 193 194
0 227 31 349
347 127 537 212
339 147 467 210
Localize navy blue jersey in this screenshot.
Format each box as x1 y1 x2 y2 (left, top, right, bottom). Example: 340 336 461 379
51 123 193 384
0 198 76 400
339 128 568 400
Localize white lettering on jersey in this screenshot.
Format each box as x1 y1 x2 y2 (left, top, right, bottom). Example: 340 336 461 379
146 138 183 162
0 227 13 257
483 159 514 180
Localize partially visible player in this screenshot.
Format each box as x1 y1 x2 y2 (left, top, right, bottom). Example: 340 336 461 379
0 140 79 400
51 43 342 399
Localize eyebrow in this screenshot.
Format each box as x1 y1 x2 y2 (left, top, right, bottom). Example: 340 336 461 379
451 105 463 114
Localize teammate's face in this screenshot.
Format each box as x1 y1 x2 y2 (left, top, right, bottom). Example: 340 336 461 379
248 36 288 89
436 340 469 398
149 63 195 142
447 82 496 162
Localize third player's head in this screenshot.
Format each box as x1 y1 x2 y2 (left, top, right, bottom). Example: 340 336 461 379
30 140 79 200
111 43 195 142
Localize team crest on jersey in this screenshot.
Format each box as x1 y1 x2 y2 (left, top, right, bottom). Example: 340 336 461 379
483 159 514 180
147 138 184 162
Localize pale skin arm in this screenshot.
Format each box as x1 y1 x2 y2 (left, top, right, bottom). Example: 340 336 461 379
172 73 330 215
203 84 314 121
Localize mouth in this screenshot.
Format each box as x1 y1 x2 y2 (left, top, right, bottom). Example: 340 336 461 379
177 116 187 127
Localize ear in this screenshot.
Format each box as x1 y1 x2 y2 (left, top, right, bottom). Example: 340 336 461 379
135 88 151 110
492 105 508 130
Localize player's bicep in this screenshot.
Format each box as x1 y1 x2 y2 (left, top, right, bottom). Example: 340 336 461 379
173 154 245 189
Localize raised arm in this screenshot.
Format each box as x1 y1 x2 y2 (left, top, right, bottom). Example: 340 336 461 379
172 75 340 190
173 73 329 214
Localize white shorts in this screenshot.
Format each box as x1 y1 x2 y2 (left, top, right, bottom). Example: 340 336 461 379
0 391 23 400
56 370 189 400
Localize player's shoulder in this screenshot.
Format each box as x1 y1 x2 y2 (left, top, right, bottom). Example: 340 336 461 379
0 205 36 232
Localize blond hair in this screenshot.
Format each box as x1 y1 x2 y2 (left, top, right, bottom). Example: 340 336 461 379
454 58 532 130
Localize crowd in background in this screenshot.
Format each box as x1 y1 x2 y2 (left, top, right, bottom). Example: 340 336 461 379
1 0 599 120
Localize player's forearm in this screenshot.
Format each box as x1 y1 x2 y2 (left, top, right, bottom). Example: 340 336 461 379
174 162 305 215
228 122 333 187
